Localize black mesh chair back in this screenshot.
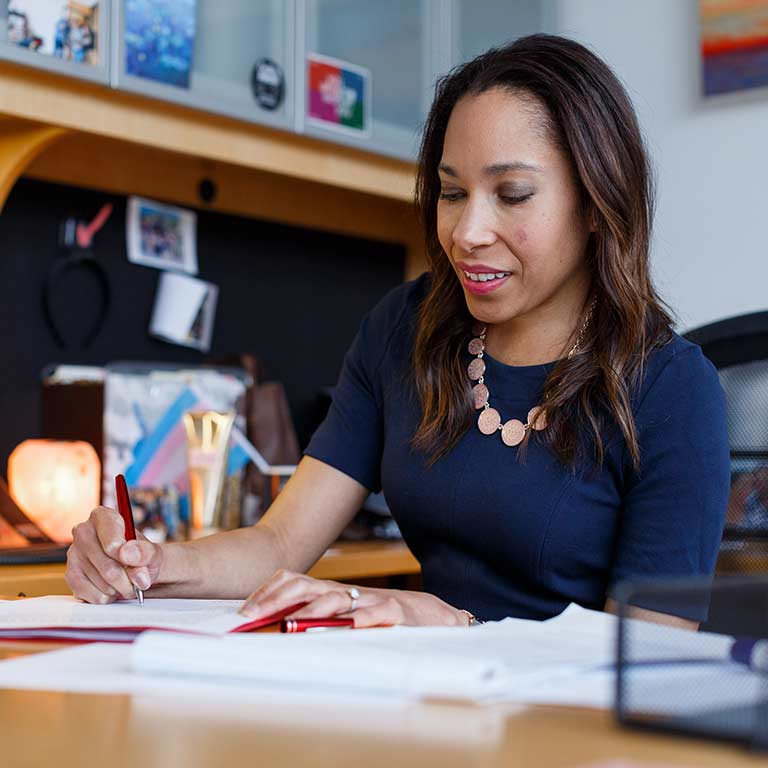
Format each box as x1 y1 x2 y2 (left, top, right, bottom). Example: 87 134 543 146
686 312 768 577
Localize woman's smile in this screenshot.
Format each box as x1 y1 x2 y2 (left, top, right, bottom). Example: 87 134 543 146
456 260 513 294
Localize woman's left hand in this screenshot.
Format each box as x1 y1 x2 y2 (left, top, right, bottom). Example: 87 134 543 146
238 569 468 628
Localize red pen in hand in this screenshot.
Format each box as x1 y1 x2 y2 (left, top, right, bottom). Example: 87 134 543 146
115 474 144 605
281 617 354 633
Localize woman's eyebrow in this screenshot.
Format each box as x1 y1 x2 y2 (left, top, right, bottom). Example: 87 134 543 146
484 161 543 175
437 161 543 177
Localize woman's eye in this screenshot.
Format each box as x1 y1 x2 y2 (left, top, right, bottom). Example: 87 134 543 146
438 190 465 202
499 192 534 205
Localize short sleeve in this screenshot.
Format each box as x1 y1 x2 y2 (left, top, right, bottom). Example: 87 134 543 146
304 279 423 492
608 344 730 621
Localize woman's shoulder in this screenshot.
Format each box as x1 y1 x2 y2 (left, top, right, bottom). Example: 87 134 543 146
636 332 724 413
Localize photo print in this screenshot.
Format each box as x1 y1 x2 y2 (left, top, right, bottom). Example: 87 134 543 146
126 196 198 275
8 0 99 64
149 271 218 353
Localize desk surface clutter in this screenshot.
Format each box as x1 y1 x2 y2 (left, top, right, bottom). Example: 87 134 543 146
1 597 766 768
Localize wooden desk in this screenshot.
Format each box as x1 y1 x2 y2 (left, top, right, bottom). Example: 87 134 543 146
0 644 764 768
0 607 764 767
1 561 762 768
0 540 420 598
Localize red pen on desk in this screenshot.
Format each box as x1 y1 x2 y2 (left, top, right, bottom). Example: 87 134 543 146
281 617 354 633
115 473 144 606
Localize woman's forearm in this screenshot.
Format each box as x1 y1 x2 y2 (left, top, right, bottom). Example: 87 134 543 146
145 457 369 598
150 523 285 598
65 458 367 604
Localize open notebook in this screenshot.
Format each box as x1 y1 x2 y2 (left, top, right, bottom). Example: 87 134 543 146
0 596 297 642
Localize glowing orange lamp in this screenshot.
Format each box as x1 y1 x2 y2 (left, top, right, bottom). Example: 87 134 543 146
8 439 100 543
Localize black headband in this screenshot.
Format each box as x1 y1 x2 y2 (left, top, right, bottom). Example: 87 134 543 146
42 251 111 349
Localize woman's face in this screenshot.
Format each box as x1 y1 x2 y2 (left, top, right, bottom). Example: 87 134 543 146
437 88 593 328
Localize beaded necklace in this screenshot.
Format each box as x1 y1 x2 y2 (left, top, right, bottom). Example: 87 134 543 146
467 301 595 446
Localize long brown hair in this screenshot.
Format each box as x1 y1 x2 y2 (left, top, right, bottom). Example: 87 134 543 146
412 34 673 469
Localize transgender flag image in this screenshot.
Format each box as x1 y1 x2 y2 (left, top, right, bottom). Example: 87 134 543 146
123 388 250 491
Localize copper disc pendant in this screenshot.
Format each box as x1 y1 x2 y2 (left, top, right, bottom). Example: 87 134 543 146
468 338 485 355
472 383 489 409
501 419 526 446
478 408 501 435
467 358 486 380
527 406 548 431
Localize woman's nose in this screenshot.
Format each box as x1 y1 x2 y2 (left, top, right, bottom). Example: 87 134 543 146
451 197 496 253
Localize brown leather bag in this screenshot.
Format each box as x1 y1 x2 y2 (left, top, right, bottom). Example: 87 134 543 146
239 354 300 466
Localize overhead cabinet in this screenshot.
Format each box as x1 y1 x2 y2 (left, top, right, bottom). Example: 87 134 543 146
0 0 551 161
113 0 294 132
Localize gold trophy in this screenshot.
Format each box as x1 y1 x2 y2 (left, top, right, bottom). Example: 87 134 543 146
183 410 235 536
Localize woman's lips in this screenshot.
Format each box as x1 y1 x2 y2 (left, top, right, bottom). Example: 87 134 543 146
455 261 512 295
461 271 511 295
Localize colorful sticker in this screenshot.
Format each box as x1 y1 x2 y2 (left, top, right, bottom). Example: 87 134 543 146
307 53 371 136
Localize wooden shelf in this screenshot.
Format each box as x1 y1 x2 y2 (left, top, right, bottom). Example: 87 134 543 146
0 540 420 598
0 60 415 202
0 60 428 278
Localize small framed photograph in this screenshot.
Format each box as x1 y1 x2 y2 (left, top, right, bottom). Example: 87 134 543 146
126 196 197 275
149 271 218 353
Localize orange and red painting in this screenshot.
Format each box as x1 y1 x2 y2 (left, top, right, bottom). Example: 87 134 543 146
700 0 768 95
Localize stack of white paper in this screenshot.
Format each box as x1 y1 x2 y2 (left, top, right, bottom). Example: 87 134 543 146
132 629 509 699
0 602 618 703
129 603 622 700
0 600 747 711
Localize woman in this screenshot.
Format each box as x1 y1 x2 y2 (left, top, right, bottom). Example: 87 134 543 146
65 35 729 629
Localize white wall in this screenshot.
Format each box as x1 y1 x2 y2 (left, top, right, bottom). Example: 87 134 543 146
555 0 768 331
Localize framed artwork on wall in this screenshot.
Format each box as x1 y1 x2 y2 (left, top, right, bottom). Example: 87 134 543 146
700 0 768 96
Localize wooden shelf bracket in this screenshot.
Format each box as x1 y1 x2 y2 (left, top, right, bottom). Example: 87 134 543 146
0 118 67 212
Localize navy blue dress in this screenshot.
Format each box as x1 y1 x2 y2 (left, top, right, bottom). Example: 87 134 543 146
306 275 730 621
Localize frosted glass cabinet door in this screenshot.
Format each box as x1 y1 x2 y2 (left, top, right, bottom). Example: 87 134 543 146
450 0 553 66
115 0 294 129
300 0 434 160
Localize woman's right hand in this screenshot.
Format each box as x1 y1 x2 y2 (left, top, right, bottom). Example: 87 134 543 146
65 506 164 604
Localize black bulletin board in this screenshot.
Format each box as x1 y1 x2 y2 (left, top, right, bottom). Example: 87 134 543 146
0 178 406 472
